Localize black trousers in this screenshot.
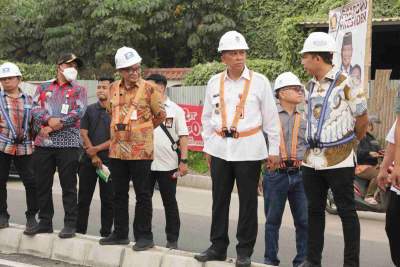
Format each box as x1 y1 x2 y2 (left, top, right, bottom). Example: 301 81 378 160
150 170 180 242
0 151 38 218
76 159 114 236
386 190 400 267
110 158 153 241
33 147 80 228
302 166 360 267
210 156 261 257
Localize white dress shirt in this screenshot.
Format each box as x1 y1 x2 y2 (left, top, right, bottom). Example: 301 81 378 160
151 98 189 171
201 66 280 161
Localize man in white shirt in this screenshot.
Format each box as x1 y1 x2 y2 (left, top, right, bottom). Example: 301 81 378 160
146 74 188 250
194 30 280 267
300 32 369 267
377 121 400 267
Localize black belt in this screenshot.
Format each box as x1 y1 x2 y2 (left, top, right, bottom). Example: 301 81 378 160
277 167 300 175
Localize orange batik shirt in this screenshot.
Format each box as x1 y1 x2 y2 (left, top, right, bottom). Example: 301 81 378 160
108 78 166 160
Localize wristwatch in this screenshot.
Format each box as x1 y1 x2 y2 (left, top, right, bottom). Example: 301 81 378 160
180 159 188 164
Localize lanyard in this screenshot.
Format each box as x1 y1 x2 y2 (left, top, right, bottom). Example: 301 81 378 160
219 70 253 131
111 80 146 128
280 113 301 161
307 71 342 148
0 91 31 142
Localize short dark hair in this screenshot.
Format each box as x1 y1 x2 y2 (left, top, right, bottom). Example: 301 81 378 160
309 52 333 65
146 74 167 87
98 76 115 83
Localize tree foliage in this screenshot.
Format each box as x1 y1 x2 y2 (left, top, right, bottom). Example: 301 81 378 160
0 0 245 75
184 59 285 85
0 0 398 81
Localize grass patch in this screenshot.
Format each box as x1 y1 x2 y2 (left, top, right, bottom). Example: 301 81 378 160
188 151 209 174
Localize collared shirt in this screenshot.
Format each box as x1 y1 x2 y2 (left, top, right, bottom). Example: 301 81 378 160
277 105 307 161
108 78 166 160
0 90 33 155
80 102 111 162
151 97 189 171
201 66 280 161
303 67 367 170
340 64 352 75
32 80 87 148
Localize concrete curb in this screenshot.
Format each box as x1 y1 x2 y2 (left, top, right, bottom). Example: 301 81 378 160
178 174 238 193
0 224 272 267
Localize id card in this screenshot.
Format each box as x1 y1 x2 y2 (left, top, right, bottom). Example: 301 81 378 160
61 104 69 114
130 110 138 120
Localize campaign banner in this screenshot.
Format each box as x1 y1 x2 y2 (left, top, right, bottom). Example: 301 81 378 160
178 104 204 151
328 0 372 94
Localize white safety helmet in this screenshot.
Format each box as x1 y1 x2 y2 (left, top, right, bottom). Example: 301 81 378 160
274 72 304 92
300 32 336 54
115 46 142 69
0 62 22 79
217 31 249 52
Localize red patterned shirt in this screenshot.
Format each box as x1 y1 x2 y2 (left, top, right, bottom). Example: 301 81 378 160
32 80 87 148
0 91 34 155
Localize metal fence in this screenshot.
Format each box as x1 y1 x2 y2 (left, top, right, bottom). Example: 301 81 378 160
167 85 206 105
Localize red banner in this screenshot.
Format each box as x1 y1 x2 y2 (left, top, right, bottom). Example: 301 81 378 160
178 104 204 151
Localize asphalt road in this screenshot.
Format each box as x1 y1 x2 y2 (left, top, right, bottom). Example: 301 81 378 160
4 179 393 267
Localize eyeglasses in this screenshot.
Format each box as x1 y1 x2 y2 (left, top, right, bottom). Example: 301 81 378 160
280 86 305 94
0 77 18 81
120 65 141 74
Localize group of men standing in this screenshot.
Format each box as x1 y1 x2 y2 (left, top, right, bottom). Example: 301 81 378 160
197 30 368 267
0 45 189 251
2 28 399 267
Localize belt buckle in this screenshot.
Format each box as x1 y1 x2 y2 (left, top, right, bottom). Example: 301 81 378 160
115 123 127 131
287 168 298 175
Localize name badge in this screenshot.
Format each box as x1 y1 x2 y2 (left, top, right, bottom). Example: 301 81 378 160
61 104 69 114
130 110 138 120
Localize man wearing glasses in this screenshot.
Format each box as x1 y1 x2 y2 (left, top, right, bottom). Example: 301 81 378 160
99 47 166 251
261 72 308 267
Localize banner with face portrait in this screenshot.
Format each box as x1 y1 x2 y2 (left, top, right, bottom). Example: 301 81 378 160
328 0 372 95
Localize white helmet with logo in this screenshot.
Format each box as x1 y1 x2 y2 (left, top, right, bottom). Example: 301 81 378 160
300 32 336 54
0 62 22 78
115 46 142 69
218 31 249 52
274 72 304 92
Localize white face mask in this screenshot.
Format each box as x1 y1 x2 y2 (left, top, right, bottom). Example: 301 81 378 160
62 67 78 82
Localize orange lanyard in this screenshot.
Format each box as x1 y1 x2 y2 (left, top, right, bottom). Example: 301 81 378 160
111 80 146 127
219 70 253 131
279 113 301 161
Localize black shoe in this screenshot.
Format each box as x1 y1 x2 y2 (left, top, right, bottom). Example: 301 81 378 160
194 248 227 262
100 232 110 238
132 239 154 251
76 229 86 235
23 216 38 235
166 241 178 249
0 215 9 229
236 256 251 267
99 233 130 245
24 223 53 236
58 226 76 239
